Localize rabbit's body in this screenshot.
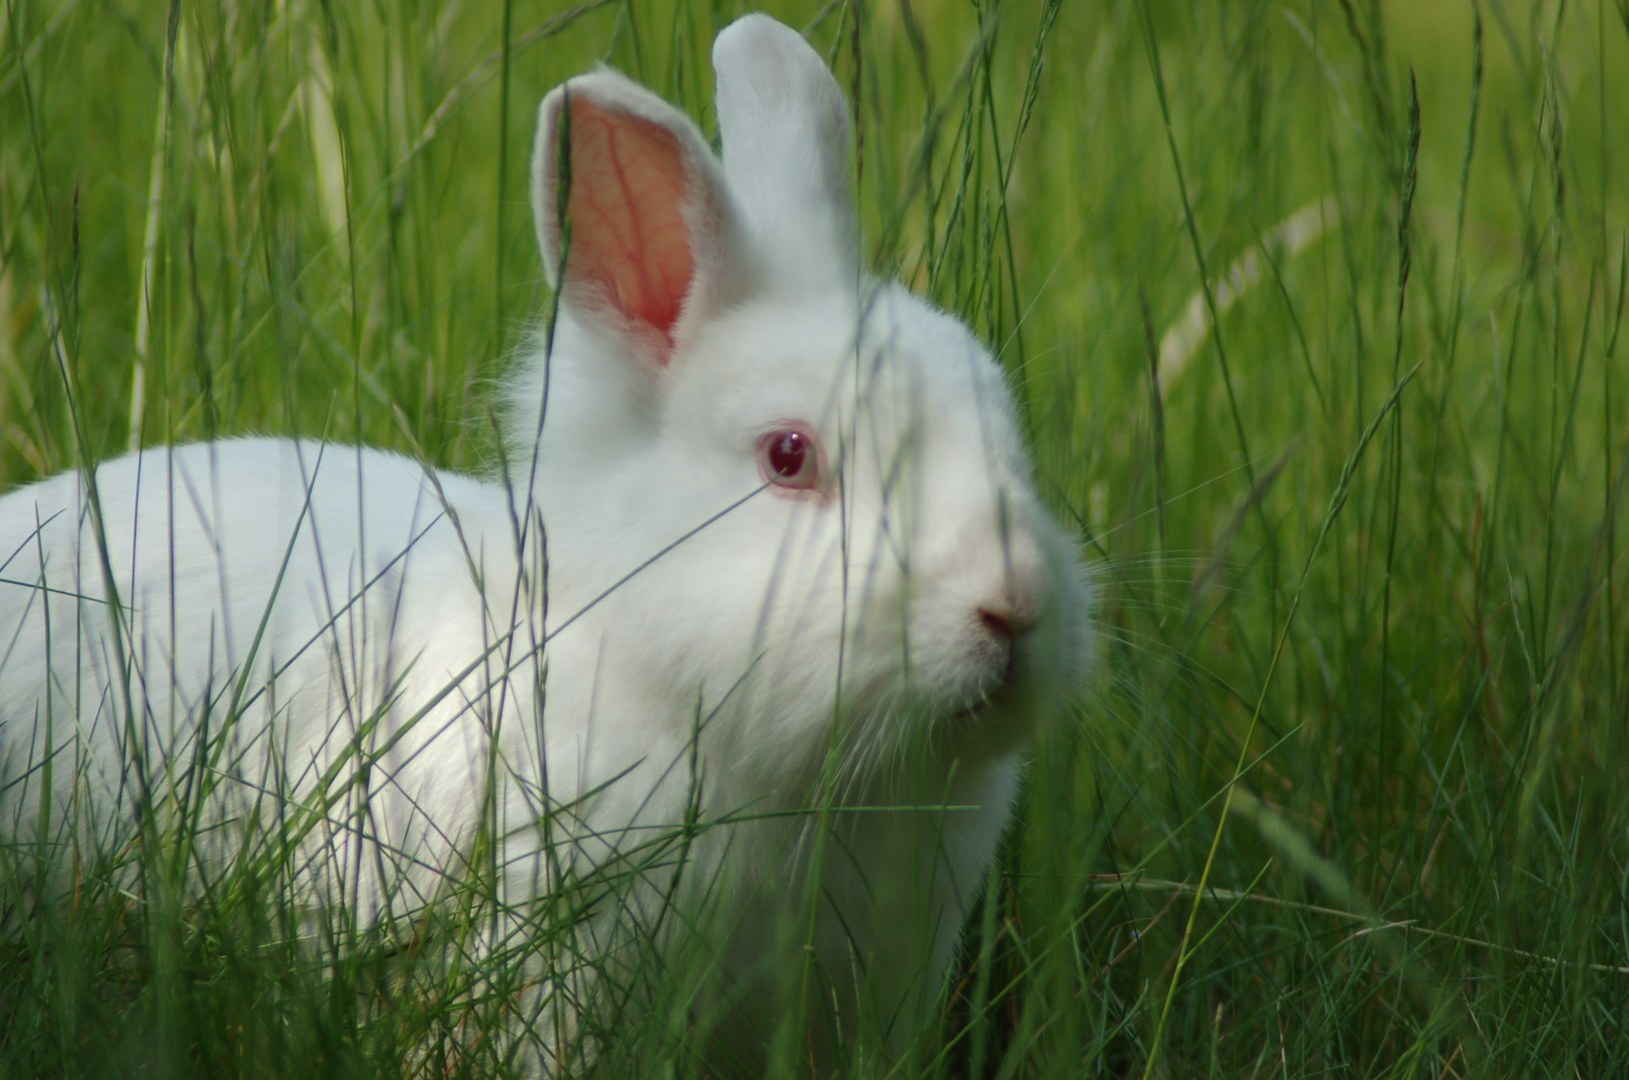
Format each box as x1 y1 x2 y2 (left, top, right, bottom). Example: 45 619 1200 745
0 15 1091 1073
0 441 540 896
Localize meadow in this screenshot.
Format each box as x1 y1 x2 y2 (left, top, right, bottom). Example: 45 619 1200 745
2 0 1628 1076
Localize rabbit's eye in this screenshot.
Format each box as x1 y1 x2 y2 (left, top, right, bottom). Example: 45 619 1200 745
759 427 822 491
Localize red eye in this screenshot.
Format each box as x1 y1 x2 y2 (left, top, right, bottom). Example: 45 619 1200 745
758 426 822 491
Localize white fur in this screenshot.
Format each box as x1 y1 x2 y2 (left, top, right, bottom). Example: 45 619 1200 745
0 14 1092 1073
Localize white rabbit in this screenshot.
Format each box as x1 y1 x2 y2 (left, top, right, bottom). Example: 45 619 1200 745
0 13 1092 1074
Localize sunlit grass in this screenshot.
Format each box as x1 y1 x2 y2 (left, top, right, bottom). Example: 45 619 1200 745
3 0 1628 1076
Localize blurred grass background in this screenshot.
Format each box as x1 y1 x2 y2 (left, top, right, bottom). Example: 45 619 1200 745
3 0 1628 1076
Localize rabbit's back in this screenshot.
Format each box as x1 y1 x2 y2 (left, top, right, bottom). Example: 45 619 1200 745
0 439 548 902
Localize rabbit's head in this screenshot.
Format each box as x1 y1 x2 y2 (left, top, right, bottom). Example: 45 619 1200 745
509 16 1092 799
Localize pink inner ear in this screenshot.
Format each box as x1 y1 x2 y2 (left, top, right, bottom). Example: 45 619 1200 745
562 98 695 360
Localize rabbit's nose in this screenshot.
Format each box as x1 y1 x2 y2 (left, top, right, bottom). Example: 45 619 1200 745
976 599 1039 643
974 533 1049 642
977 606 1014 641
975 594 1042 688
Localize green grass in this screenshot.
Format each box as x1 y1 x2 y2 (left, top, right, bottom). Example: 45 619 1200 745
3 0 1629 1076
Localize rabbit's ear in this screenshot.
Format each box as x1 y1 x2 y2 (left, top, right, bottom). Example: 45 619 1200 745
532 72 749 367
713 15 858 292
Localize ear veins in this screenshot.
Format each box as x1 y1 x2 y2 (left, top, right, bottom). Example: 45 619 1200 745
564 98 695 361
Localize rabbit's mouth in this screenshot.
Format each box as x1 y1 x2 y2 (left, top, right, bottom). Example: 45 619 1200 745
931 663 1022 731
912 629 1062 759
944 619 1032 713
944 694 998 725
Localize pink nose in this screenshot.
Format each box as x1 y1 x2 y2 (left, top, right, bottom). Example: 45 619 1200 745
977 598 1040 642
978 606 1014 641
975 600 1038 690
